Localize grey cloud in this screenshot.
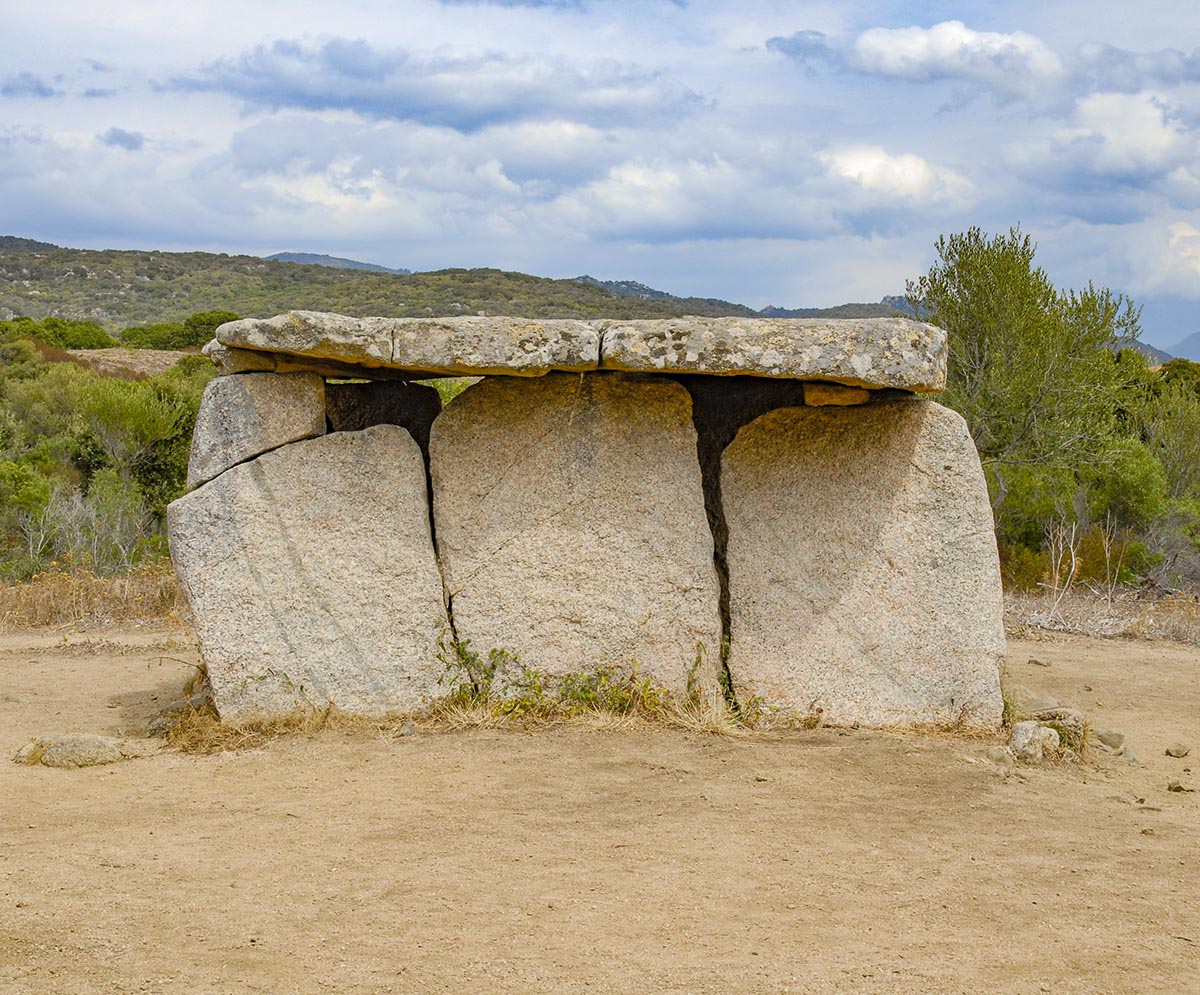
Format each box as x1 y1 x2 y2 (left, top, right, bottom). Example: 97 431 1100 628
166 38 703 132
1072 44 1200 92
1 72 63 98
100 127 145 151
765 30 840 72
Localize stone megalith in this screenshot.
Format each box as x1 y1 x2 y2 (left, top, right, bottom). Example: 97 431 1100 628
187 372 325 489
430 372 723 696
722 398 1004 727
168 425 451 721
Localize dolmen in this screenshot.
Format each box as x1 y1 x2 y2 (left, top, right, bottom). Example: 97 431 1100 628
167 311 1005 726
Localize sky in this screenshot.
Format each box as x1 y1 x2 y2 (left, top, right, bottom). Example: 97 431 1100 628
1 0 1198 348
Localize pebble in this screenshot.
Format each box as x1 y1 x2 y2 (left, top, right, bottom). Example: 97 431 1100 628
1028 658 1051 667
13 733 134 769
1166 742 1191 759
1095 729 1125 751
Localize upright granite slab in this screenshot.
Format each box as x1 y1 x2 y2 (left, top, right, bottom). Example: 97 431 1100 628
430 372 723 696
168 425 451 721
186 372 325 489
722 398 1004 727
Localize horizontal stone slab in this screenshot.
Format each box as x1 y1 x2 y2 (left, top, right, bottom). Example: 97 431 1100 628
597 317 946 390
216 311 600 377
211 311 946 391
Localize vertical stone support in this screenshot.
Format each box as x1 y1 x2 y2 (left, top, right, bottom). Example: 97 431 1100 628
722 398 1004 727
429 372 723 697
168 425 451 721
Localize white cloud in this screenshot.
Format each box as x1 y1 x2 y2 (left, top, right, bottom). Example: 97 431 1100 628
848 20 1065 98
821 146 971 202
1056 91 1185 174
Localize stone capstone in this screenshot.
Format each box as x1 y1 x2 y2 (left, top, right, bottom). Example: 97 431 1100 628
722 398 1004 727
186 372 325 489
599 317 946 390
325 381 442 458
429 372 723 697
217 312 601 378
212 312 947 392
168 425 451 721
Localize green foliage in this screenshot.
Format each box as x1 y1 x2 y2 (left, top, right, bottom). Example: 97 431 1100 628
1082 438 1167 529
436 639 674 719
120 310 241 350
0 243 748 328
907 227 1135 495
0 316 117 349
911 225 1200 590
0 351 211 579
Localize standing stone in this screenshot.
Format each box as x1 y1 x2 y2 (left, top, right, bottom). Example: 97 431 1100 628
326 381 443 459
430 372 722 697
168 426 450 721
723 398 1004 727
187 372 325 489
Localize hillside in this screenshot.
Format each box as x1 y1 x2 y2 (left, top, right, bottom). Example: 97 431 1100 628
0 239 749 329
265 252 412 275
1167 331 1200 361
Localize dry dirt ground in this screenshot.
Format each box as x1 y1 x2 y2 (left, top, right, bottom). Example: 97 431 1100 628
1 625 1197 995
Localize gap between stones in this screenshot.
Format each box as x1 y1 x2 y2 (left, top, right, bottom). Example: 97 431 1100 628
671 375 809 712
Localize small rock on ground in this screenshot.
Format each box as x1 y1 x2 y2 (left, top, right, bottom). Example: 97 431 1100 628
1166 742 1191 759
1094 729 1125 750
13 734 139 769
1009 721 1061 764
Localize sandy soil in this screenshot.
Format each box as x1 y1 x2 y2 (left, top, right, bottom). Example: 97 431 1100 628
1 625 1197 995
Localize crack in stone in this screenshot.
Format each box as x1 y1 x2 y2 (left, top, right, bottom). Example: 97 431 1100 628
670 375 810 712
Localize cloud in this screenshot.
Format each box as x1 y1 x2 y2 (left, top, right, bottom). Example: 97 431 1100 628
1056 91 1185 175
765 30 838 73
1 72 63 98
1073 44 1200 93
821 146 970 202
167 38 703 132
99 127 145 151
847 20 1065 99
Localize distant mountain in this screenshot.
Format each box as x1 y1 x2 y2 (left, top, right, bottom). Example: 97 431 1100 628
0 235 60 252
574 275 755 317
1166 331 1200 361
0 237 758 328
760 302 903 319
1116 338 1175 364
265 252 411 275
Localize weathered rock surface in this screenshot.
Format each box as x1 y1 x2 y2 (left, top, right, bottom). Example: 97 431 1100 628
1166 742 1191 758
326 381 442 457
168 425 450 721
430 372 722 696
1010 722 1061 763
211 312 947 390
14 733 137 768
803 382 871 406
187 372 325 489
217 312 601 377
599 317 947 390
1030 706 1085 746
722 398 1004 727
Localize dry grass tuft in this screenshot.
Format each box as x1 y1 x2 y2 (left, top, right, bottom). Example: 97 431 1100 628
0 562 186 630
1005 588 1200 645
